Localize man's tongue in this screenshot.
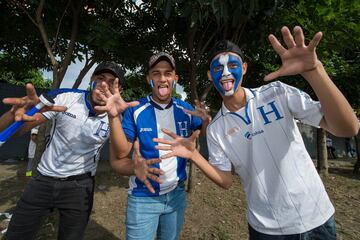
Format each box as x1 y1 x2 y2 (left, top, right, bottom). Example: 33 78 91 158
159 87 169 96
222 81 234 91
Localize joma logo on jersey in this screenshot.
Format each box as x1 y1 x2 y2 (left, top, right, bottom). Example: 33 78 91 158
62 112 76 119
140 128 152 132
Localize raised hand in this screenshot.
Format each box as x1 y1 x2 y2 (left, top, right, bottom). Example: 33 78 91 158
264 26 323 81
93 78 139 117
2 83 66 122
132 139 164 193
183 99 212 123
153 128 200 159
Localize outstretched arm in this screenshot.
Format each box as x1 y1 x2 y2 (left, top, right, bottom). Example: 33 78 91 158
153 129 232 189
0 83 66 135
94 79 163 193
265 26 359 137
93 79 139 158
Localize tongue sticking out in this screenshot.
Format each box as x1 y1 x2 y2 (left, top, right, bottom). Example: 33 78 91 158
222 81 234 91
159 87 169 96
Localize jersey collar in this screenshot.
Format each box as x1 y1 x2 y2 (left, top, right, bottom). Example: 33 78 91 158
221 88 254 115
148 95 173 110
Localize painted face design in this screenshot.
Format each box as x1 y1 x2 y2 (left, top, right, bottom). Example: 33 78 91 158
210 54 243 96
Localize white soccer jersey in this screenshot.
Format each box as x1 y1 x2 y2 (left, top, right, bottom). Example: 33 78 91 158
207 81 334 235
38 89 109 177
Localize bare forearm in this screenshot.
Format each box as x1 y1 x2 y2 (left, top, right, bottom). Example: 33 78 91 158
190 150 232 189
109 116 131 159
302 63 359 137
0 111 14 131
110 154 135 176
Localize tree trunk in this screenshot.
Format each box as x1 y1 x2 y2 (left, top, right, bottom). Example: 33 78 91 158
317 128 328 176
72 59 96 89
353 133 360 174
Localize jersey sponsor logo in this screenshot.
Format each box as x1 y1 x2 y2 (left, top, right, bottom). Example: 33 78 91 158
224 126 240 138
62 112 76 119
244 130 264 140
140 128 153 132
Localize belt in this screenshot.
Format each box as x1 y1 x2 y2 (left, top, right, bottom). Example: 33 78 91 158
39 172 93 181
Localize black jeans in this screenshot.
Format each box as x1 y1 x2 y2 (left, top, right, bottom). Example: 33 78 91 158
5 174 94 240
248 215 336 240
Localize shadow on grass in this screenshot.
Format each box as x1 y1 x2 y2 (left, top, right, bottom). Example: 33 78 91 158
328 166 360 181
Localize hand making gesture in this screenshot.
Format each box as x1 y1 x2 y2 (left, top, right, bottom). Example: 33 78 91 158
93 78 139 117
183 99 212 124
132 139 164 193
264 26 323 81
2 83 66 122
153 129 201 160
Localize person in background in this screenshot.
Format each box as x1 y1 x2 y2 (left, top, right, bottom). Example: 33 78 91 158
26 125 40 177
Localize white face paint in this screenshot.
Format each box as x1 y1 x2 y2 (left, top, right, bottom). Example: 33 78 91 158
219 54 234 96
210 53 243 97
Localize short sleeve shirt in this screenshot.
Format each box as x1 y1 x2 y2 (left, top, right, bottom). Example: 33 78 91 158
38 89 110 177
122 96 202 196
207 81 334 235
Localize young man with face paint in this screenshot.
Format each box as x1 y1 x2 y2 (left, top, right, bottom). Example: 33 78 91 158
153 26 359 239
0 62 145 240
103 52 211 240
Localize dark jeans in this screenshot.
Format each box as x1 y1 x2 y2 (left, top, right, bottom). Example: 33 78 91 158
248 215 336 240
5 174 94 240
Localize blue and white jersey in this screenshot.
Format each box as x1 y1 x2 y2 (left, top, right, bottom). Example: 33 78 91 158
38 89 110 177
122 96 202 197
207 81 334 235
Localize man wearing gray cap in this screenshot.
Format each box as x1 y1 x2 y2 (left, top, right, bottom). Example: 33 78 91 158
1 62 141 240
103 52 211 239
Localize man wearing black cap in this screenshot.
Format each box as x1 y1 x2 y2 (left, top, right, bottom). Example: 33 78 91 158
103 52 211 239
1 62 140 240
154 26 359 239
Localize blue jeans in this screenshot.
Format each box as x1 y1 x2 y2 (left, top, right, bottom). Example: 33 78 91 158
125 182 187 240
248 215 336 240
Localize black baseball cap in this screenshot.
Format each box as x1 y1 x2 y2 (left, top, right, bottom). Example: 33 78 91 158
208 40 245 64
148 52 176 70
93 62 125 85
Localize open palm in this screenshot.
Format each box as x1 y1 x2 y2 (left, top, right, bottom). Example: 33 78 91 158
94 79 138 117
264 26 323 81
153 129 200 159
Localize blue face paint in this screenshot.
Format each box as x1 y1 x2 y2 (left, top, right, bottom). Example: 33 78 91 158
172 80 175 89
210 54 243 96
90 81 97 91
150 79 154 88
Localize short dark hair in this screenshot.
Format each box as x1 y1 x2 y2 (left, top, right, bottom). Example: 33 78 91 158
208 40 245 65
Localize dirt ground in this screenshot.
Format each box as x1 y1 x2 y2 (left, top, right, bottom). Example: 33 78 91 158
0 159 359 240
